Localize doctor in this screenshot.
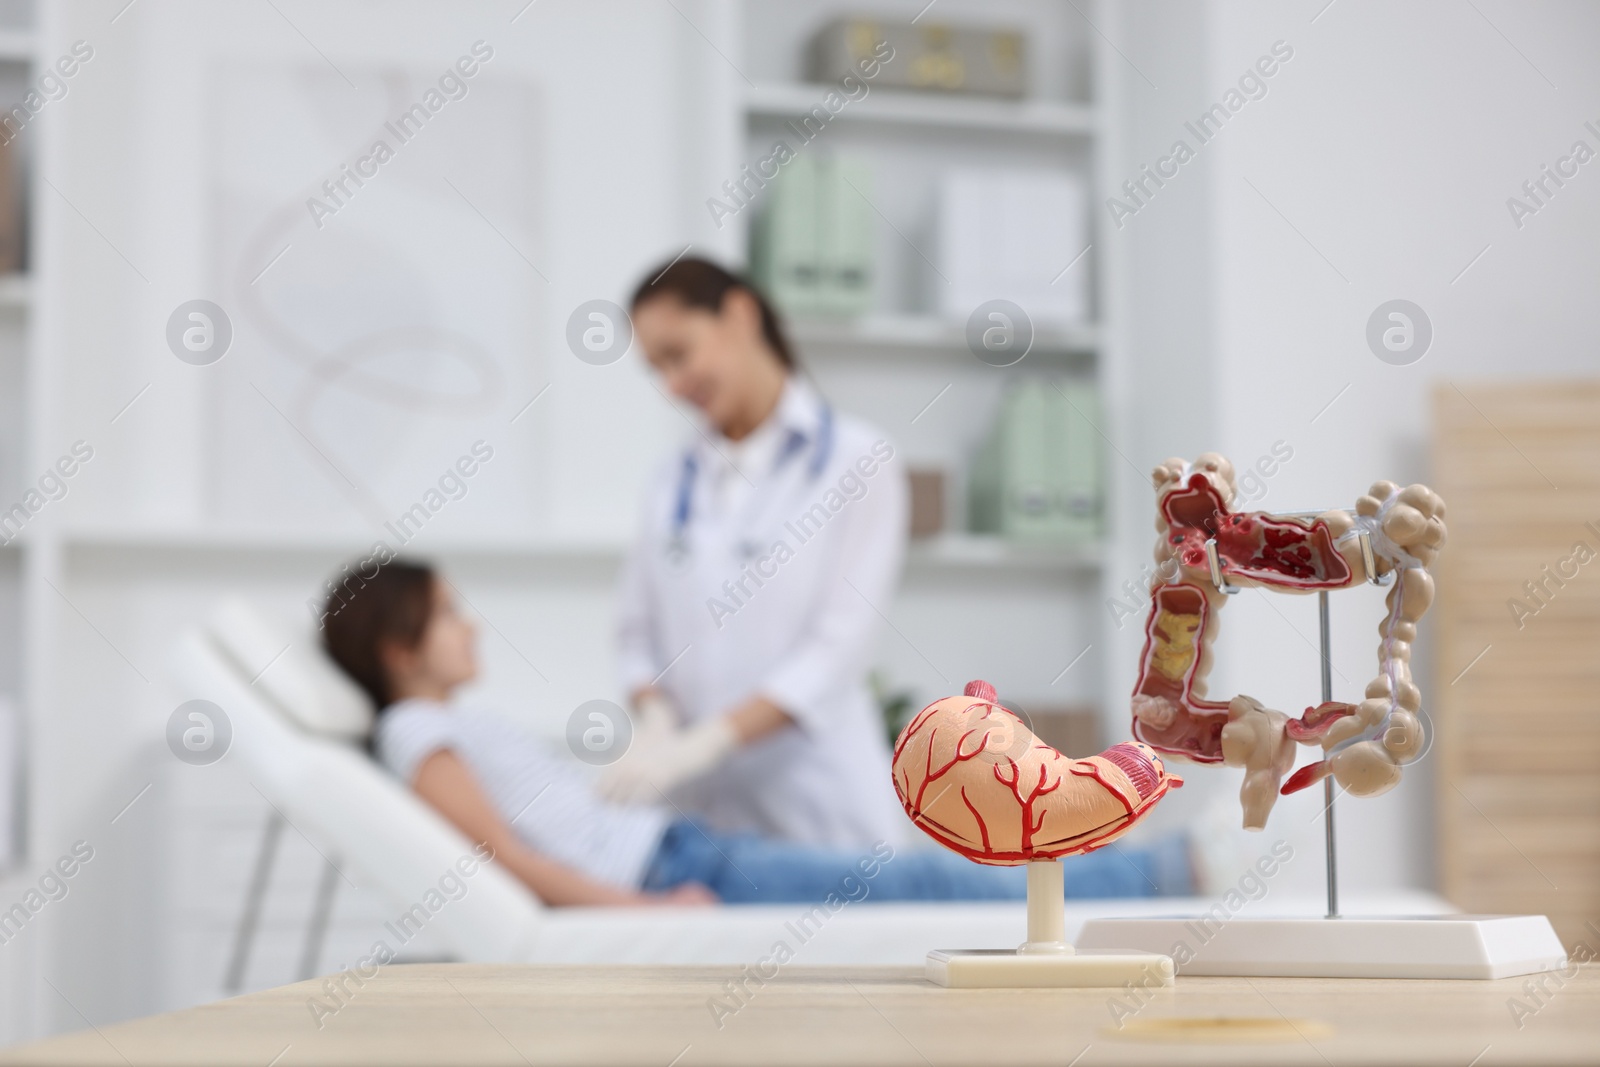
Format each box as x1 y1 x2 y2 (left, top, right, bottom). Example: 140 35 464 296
601 257 909 849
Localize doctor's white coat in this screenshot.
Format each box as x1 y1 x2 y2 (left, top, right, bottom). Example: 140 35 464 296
616 379 910 849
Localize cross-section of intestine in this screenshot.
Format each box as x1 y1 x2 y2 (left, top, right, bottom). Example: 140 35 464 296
1131 453 1447 829
893 680 1184 864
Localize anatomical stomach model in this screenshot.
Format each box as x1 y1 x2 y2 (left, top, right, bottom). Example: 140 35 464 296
893 680 1184 863
1130 453 1447 829
894 681 1188 987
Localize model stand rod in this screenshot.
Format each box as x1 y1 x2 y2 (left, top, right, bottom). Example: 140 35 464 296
1319 588 1337 920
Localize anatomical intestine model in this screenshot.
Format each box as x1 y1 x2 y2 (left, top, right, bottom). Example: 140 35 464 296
1131 453 1447 829
893 680 1184 864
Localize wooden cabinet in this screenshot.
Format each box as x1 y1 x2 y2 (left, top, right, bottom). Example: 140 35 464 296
1434 380 1600 949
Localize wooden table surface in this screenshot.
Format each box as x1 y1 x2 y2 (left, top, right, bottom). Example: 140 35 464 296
4 964 1597 1066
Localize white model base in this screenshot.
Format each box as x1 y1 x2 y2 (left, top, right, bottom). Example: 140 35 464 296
927 947 1176 988
1075 914 1567 980
924 860 1177 988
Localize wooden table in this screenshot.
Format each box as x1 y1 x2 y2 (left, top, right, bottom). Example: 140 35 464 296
4 964 1597 1065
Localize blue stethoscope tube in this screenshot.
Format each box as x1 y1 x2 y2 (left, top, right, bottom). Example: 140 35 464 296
667 406 834 562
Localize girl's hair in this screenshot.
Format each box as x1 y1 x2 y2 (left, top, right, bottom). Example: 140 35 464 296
320 559 436 711
630 256 797 369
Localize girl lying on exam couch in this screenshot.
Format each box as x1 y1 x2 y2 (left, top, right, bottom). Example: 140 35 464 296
319 559 1196 906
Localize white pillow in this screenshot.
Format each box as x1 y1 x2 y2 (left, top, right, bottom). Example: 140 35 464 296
208 599 375 739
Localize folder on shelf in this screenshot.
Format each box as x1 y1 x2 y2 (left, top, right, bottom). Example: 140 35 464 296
970 380 1056 540
752 152 823 316
935 168 1088 328
818 154 873 317
752 153 874 318
1053 378 1102 542
969 378 1101 544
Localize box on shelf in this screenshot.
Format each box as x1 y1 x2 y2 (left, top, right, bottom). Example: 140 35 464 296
969 378 1101 543
935 168 1088 327
908 468 946 539
750 152 873 318
0 695 14 870
0 137 19 274
808 18 1027 98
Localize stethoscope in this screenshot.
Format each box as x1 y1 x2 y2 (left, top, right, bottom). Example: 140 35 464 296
665 405 834 567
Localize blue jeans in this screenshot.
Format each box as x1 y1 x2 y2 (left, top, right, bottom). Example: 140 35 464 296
639 820 1193 904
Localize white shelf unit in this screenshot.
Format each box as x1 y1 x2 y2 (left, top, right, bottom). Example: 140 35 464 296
0 13 33 892
0 13 38 1045
50 526 1101 577
789 312 1097 361
909 532 1102 573
743 81 1096 138
56 527 630 564
726 0 1115 717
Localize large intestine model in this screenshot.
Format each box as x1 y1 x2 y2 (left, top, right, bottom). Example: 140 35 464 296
888 452 1446 863
1131 453 1447 829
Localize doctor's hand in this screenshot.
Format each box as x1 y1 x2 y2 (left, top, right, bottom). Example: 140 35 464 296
629 688 680 738
597 713 737 806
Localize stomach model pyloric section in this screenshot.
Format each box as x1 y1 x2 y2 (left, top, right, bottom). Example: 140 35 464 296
1130 453 1447 830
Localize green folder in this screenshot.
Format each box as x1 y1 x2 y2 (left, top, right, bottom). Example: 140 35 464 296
1053 379 1102 543
752 153 874 318
752 153 823 316
971 381 1056 540
818 154 873 316
970 379 1102 543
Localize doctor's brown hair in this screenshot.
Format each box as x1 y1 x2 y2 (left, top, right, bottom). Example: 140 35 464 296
320 559 437 712
630 256 797 369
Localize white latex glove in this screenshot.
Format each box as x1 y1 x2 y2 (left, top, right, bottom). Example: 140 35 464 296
630 690 680 741
597 714 737 806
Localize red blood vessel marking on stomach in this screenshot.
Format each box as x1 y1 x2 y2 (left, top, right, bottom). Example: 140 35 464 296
891 688 1182 865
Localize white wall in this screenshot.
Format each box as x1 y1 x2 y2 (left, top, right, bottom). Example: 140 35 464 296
19 0 717 1038
1106 0 1600 897
45 0 707 540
